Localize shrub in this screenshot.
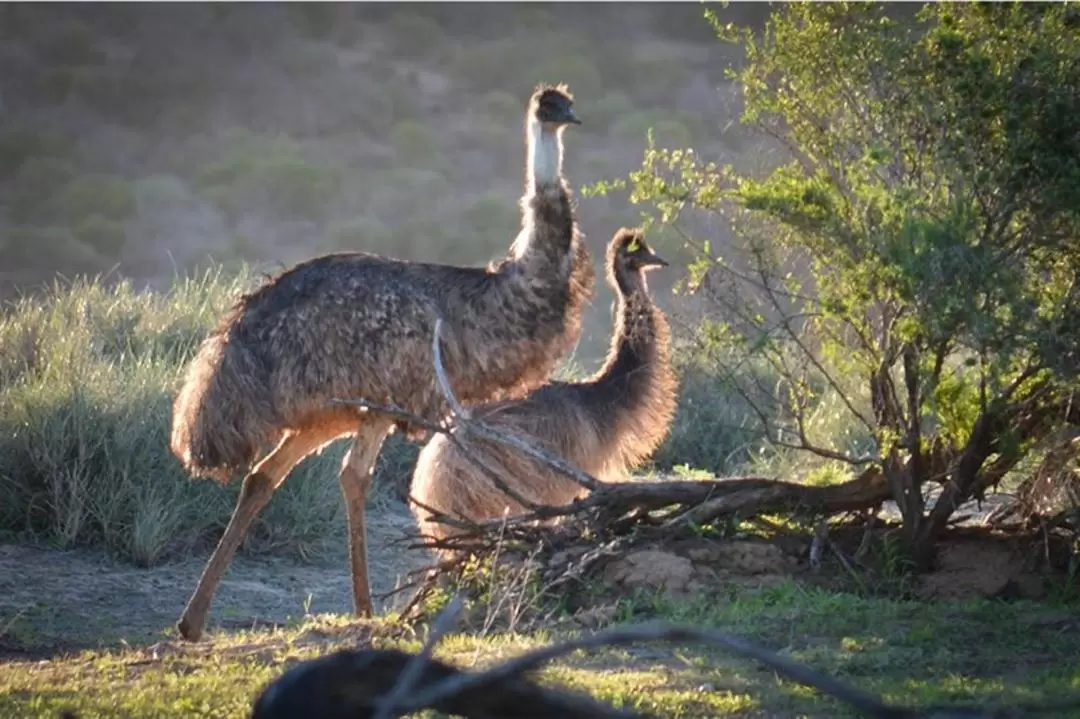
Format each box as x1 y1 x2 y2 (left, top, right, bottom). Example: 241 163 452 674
367 167 451 225
515 6 555 32
385 83 420 122
0 226 103 272
649 120 693 149
0 129 75 181
533 55 603 99
72 215 127 256
7 157 80 224
390 120 439 169
462 191 519 243
52 174 137 223
604 2 1080 566
649 344 772 475
481 90 522 124
385 11 443 56
289 3 340 39
592 91 635 126
449 41 531 92
322 216 394 253
194 134 343 221
613 112 696 148
35 17 107 67
132 174 194 212
623 57 693 103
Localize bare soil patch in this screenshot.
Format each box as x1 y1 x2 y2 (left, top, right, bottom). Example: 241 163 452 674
0 502 428 658
1 493 1072 665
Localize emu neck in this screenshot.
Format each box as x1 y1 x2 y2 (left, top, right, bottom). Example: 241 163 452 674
527 119 562 191
596 282 660 389
506 119 572 264
570 268 674 473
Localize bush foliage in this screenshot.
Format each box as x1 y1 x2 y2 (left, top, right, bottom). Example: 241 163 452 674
592 2 1080 566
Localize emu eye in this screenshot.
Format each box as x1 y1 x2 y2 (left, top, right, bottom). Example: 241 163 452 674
626 237 642 254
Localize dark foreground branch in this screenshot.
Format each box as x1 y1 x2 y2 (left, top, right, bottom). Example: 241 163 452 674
250 612 1079 719
250 648 644 719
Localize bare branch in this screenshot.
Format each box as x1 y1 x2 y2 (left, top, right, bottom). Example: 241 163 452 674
372 594 464 719
402 620 896 718
433 317 470 420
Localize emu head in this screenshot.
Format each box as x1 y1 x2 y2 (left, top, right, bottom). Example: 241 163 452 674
529 83 581 132
608 227 668 285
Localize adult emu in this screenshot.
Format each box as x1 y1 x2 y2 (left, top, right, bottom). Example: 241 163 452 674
170 84 593 641
410 228 676 550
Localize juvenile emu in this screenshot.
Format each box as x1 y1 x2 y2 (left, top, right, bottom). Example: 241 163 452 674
170 84 594 641
410 228 676 549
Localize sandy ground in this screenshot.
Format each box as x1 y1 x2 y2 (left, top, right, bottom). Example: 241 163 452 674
0 502 431 656
0 486 1052 659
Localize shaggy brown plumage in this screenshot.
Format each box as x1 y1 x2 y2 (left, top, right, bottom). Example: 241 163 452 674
410 228 677 549
169 85 594 641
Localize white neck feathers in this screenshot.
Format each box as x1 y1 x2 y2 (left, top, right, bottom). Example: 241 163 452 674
527 118 562 189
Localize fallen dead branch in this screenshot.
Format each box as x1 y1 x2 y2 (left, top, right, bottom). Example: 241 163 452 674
251 595 1080 719
333 319 892 533
332 317 895 616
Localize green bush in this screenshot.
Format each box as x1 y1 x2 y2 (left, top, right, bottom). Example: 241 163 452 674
259 157 343 218
368 167 451 224
289 3 340 39
35 18 106 67
449 41 532 92
132 174 193 211
52 174 137 223
390 120 439 168
648 346 768 475
0 269 411 564
7 157 80 224
620 57 692 103
515 6 555 32
73 215 127 256
481 90 522 124
0 226 103 272
194 134 343 221
592 91 635 126
462 191 519 242
650 120 693 149
322 216 394 253
533 55 603 100
0 129 75 181
281 44 338 79
385 12 443 55
385 83 420 122
613 112 696 148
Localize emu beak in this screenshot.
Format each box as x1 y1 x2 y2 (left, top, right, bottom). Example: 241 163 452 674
641 251 669 269
561 107 582 125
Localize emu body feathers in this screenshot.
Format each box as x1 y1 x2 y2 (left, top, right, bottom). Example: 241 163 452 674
169 85 591 641
410 228 677 548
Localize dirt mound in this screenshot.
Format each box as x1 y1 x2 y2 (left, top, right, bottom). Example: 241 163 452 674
601 540 798 598
917 537 1047 600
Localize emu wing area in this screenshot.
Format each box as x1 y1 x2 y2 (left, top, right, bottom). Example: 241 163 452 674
226 252 486 434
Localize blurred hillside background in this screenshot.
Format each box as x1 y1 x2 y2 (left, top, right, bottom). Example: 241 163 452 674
0 1 770 362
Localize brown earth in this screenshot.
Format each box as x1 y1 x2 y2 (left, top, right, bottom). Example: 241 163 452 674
0 502 430 658
0 502 1066 661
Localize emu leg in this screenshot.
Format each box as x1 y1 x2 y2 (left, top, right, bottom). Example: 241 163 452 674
338 419 393 617
177 429 341 641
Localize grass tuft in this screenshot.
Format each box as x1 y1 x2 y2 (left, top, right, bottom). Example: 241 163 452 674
0 268 413 564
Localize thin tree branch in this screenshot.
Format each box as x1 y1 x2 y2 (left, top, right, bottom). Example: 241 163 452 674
372 594 464 719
